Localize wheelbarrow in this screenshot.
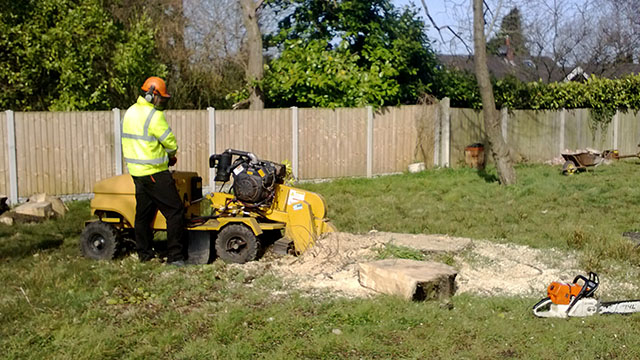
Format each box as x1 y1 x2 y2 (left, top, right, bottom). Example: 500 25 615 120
561 151 604 175
562 148 640 175
601 149 640 161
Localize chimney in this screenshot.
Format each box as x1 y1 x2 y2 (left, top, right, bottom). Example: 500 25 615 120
505 35 515 65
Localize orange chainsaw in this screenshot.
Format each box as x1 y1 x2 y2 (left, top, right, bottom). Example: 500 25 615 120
533 272 640 318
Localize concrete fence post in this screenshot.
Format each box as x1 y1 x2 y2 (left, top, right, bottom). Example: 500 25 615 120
433 102 441 167
5 110 18 204
207 107 216 190
613 109 619 150
113 108 122 175
291 106 299 180
559 109 566 154
501 107 509 142
367 106 374 177
440 98 451 167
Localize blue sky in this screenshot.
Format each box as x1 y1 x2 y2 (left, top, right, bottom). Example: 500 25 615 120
392 0 462 54
393 0 448 20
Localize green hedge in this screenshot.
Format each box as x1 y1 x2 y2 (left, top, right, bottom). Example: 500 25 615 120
434 69 640 124
434 69 640 125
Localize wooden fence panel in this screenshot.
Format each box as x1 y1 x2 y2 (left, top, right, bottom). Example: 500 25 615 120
0 112 8 196
7 105 640 198
617 111 640 155
14 111 114 196
165 110 209 185
298 107 367 179
510 110 559 162
118 109 129 176
216 108 292 165
373 105 424 173
15 112 35 196
588 117 615 151
563 109 614 151
563 109 584 151
449 108 485 167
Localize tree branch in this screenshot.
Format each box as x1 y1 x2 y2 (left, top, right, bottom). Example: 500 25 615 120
420 0 472 54
484 0 503 38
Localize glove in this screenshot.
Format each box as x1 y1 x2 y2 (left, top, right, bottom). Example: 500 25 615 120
168 156 177 166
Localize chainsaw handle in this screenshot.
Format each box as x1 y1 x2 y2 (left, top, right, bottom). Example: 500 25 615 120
567 272 599 314
532 297 556 318
572 272 599 294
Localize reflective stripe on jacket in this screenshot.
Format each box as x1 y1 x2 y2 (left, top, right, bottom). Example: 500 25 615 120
122 96 178 176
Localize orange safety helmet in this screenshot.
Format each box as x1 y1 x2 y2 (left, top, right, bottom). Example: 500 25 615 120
141 76 171 99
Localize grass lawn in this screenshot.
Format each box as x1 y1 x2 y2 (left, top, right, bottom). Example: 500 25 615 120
1 162 640 359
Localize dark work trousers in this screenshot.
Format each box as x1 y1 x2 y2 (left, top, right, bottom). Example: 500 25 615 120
132 170 186 262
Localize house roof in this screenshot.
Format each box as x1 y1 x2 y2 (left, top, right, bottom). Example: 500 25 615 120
579 63 640 79
438 54 567 83
439 53 640 84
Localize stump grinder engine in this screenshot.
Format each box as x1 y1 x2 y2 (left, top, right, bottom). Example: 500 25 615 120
81 149 336 264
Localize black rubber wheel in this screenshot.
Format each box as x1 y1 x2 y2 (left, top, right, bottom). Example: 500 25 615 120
215 224 260 264
80 221 119 260
562 160 577 175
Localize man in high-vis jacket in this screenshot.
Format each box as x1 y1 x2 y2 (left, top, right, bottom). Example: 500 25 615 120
122 76 186 266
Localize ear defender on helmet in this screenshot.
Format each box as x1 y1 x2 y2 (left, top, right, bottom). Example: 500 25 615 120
141 77 171 102
144 85 156 103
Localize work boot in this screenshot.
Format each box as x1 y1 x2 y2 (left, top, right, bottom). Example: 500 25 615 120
137 250 156 263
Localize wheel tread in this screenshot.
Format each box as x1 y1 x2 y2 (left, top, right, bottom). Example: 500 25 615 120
215 224 260 264
80 221 119 260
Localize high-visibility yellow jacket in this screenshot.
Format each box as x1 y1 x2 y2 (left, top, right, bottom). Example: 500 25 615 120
122 96 178 176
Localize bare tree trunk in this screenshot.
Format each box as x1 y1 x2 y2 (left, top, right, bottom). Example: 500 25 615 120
239 0 265 110
472 0 516 185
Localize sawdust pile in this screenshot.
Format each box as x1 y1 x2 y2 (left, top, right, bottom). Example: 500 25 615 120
454 240 580 296
241 232 384 298
237 232 622 298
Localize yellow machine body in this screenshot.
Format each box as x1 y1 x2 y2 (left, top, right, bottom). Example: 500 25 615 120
205 184 336 253
89 171 335 256
90 172 201 229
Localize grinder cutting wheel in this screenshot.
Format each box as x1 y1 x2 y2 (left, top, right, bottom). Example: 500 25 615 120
81 148 336 264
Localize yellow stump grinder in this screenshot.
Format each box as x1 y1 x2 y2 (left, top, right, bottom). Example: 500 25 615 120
80 149 336 264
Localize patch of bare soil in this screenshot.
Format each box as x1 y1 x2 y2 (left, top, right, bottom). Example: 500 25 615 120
236 232 628 298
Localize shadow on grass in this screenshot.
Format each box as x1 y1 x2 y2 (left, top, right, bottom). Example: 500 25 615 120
477 168 499 183
0 201 92 260
0 233 64 260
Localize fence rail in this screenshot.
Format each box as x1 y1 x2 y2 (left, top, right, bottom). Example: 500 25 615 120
2 102 639 203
